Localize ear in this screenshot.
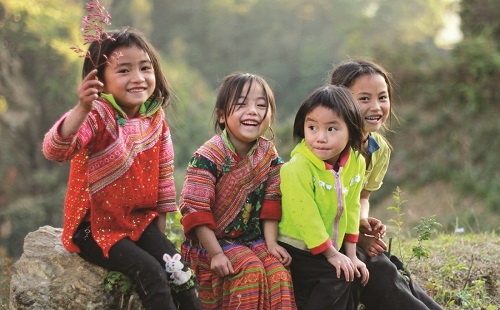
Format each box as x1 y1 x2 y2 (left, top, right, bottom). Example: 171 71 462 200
216 108 225 124
163 254 172 263
173 253 181 261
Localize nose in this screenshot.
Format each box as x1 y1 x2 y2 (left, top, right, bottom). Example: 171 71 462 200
317 130 327 143
246 102 258 115
131 69 145 82
369 99 381 111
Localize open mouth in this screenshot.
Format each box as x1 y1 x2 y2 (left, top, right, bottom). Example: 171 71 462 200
365 116 382 122
242 121 259 126
128 87 146 93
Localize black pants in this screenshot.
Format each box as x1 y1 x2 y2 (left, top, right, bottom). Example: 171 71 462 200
355 247 442 310
279 242 355 310
74 221 201 310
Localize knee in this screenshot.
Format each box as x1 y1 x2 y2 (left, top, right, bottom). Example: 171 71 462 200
126 257 169 286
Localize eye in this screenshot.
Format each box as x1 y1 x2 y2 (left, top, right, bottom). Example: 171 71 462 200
141 65 153 71
118 68 129 73
379 95 389 101
357 96 369 103
328 127 337 132
234 101 246 110
307 125 317 131
256 99 268 108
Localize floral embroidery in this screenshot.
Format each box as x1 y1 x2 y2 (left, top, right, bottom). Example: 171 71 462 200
350 174 361 186
318 180 333 190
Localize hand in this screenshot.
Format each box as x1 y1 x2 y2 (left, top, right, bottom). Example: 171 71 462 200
359 217 386 239
78 69 103 110
325 251 355 282
350 256 369 286
210 252 234 277
266 241 292 267
358 233 387 257
155 213 166 233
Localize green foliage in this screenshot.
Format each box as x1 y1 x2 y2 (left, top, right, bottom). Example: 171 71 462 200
386 186 407 259
412 216 442 260
103 271 134 295
386 187 441 267
166 212 184 249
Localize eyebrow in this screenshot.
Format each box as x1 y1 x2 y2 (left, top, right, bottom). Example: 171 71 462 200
305 117 340 125
115 59 152 67
237 95 267 101
355 90 388 96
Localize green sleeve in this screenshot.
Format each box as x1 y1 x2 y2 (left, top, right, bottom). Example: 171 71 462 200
280 158 330 250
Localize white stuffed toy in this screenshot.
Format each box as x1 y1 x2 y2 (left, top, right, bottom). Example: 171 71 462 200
163 253 192 285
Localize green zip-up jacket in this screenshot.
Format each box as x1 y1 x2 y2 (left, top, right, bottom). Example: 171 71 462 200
278 140 365 254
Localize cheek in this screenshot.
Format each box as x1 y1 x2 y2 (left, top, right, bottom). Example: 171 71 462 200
359 105 370 115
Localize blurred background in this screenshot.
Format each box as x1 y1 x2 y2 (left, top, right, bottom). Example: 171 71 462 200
0 0 498 260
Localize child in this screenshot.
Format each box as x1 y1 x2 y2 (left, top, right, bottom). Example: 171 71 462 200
278 85 369 310
179 72 296 309
42 27 201 310
330 58 441 309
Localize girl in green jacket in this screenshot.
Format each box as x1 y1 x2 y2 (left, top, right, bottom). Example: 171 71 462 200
278 85 368 310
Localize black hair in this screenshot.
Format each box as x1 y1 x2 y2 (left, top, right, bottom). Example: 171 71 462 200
82 27 171 106
293 85 364 153
212 72 276 139
329 58 397 131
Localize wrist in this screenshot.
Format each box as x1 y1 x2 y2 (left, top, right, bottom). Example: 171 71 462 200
209 251 224 258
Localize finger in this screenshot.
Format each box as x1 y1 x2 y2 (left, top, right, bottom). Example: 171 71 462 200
375 239 387 251
283 258 291 267
228 261 235 274
343 265 353 282
336 265 342 279
281 257 290 267
83 69 99 82
215 268 224 278
363 269 370 286
355 267 361 278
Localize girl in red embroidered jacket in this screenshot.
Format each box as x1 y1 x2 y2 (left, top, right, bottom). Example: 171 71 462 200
179 72 296 309
42 27 201 310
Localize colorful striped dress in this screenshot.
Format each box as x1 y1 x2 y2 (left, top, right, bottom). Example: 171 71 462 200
180 132 296 309
42 98 177 257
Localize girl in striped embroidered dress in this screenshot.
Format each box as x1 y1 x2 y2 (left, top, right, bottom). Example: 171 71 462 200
180 72 296 309
42 27 201 310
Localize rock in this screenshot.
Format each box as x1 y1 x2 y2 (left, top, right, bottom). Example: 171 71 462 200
9 226 143 310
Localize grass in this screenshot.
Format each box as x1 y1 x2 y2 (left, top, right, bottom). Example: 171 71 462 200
399 233 499 309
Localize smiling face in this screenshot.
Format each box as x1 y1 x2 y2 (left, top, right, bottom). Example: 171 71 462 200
102 44 155 118
219 81 272 156
303 105 350 166
349 73 390 135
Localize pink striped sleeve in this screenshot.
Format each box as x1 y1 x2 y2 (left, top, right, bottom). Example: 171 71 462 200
156 119 177 213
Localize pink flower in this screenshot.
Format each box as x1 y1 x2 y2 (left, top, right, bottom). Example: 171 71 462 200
70 0 116 68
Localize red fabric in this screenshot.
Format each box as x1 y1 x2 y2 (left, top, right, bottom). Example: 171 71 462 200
42 100 177 257
310 238 333 255
344 233 359 243
259 199 282 220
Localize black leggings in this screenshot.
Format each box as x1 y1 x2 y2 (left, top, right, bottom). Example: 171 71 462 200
279 242 355 310
355 247 442 310
74 221 182 310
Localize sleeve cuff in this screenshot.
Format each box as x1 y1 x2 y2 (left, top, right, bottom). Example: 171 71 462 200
259 199 281 221
344 233 359 243
310 238 332 255
181 212 217 237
